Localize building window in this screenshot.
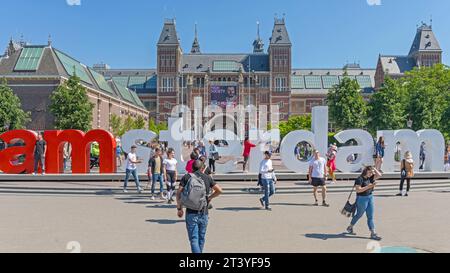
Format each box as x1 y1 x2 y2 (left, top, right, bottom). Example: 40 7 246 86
260 76 269 88
160 77 174 92
275 76 288 92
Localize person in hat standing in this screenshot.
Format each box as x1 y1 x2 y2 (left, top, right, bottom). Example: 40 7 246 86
397 151 414 197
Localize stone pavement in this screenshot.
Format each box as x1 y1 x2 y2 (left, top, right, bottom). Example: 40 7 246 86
0 182 449 253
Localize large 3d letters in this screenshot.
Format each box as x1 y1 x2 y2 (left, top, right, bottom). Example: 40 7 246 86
121 129 157 174
0 130 37 174
45 130 116 174
334 129 375 173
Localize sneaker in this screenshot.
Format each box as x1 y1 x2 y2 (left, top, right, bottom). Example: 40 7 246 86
259 198 265 208
32 173 37 176
396 193 403 196
123 189 128 193
265 207 272 211
322 201 330 207
151 195 155 200
370 233 382 241
405 193 409 197
42 172 46 175
347 226 355 235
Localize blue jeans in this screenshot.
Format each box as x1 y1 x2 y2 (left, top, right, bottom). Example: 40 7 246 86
351 195 375 231
123 169 141 189
151 173 164 194
261 178 275 208
186 212 209 253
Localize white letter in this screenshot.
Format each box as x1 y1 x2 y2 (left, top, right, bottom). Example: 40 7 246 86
121 129 156 174
334 129 374 173
417 129 445 171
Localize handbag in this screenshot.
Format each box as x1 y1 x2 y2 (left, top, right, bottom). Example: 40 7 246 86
341 185 356 217
213 152 220 161
401 159 407 178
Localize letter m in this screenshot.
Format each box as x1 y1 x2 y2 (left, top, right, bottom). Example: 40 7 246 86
44 130 117 174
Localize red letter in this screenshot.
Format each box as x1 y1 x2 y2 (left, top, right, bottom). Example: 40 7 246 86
44 130 116 174
0 130 37 174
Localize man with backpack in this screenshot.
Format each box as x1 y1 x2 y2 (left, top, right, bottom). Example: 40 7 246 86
176 160 223 253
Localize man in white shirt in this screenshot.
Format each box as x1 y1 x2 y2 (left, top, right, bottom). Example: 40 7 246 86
259 151 277 211
123 145 143 193
308 150 329 207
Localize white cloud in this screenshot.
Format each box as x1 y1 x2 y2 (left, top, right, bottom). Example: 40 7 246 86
66 0 81 6
367 0 381 5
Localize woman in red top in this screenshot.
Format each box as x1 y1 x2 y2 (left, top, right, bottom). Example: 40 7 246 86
243 137 257 172
326 144 338 184
185 152 197 174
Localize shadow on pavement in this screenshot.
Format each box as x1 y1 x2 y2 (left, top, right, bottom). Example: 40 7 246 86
428 190 450 193
115 196 148 200
374 194 398 198
146 219 184 225
305 233 369 240
124 201 162 205
147 204 177 209
216 207 262 211
271 202 319 207
95 190 114 195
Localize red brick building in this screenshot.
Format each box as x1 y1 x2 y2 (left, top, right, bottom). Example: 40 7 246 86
0 39 149 131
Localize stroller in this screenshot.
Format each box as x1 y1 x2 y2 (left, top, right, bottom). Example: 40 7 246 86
90 156 100 169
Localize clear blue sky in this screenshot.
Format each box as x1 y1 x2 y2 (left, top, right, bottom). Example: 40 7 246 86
1 0 449 69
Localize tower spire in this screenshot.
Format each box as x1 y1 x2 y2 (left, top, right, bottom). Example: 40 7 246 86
253 21 264 53
190 23 201 54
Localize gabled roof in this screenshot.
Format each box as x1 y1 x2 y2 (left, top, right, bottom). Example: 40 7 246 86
379 55 415 75
181 53 270 73
109 79 137 104
409 23 442 56
157 19 180 46
291 67 376 94
269 18 291 46
93 68 157 94
0 43 147 110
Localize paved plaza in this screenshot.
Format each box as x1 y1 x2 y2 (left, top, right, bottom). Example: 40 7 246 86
0 179 449 253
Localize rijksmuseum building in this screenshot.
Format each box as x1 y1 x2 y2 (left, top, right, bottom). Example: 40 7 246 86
0 17 443 131
93 18 443 126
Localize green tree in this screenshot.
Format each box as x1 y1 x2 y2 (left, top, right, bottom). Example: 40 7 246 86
110 114 123 137
119 116 134 136
132 115 146 129
277 114 312 139
327 77 368 130
368 77 407 133
401 64 449 133
148 118 168 136
0 78 30 133
50 75 94 131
